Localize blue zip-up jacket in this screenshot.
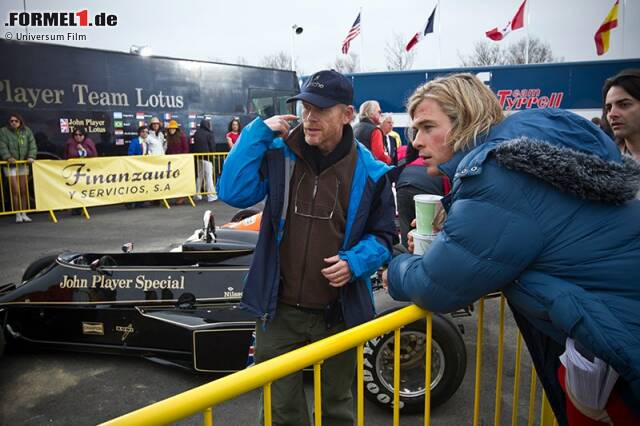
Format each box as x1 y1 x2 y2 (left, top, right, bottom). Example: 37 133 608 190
218 117 396 327
387 109 640 411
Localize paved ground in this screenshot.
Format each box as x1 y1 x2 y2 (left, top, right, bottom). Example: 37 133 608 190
0 202 543 425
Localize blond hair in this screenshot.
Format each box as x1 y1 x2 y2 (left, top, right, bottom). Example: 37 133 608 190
406 73 504 152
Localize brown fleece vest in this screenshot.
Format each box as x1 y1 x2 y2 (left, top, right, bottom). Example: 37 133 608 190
278 144 357 309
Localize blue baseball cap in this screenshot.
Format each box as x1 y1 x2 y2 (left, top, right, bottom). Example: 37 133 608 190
287 70 354 108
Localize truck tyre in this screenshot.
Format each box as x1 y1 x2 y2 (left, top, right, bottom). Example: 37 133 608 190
363 313 466 413
21 255 58 283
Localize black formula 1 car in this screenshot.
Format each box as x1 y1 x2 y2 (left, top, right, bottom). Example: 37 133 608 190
0 209 467 412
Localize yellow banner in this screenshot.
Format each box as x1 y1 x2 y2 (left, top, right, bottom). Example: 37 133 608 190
33 154 195 210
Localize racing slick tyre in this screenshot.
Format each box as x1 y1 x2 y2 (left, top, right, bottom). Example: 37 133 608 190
21 254 58 283
230 208 260 223
363 314 466 413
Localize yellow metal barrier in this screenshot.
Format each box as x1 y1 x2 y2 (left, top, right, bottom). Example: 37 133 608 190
103 294 559 426
100 305 430 426
0 159 37 217
0 154 228 221
193 153 227 201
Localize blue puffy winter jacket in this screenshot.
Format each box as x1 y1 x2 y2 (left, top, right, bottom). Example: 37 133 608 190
387 109 640 411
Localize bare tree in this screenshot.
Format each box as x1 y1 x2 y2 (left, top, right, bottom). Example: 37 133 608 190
260 51 303 74
459 37 560 66
331 52 360 74
459 42 508 66
505 37 561 64
261 51 292 70
385 32 415 71
235 56 249 65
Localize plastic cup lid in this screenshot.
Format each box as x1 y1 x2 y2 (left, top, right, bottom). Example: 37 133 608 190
413 194 442 203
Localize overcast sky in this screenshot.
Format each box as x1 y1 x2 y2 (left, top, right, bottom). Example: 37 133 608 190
2 0 638 74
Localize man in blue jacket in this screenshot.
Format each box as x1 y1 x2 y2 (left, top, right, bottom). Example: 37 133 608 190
385 73 640 425
218 70 395 426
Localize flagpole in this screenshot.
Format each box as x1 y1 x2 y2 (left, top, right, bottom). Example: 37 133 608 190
621 0 625 57
525 0 530 64
359 6 364 71
437 0 442 68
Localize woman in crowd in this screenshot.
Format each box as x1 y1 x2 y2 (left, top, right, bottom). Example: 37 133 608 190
146 117 165 155
384 73 640 425
226 117 241 150
64 126 97 215
0 114 37 223
165 120 188 205
64 126 97 159
165 120 188 155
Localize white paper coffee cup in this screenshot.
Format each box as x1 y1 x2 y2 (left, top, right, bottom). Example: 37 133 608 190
412 232 437 255
414 194 443 235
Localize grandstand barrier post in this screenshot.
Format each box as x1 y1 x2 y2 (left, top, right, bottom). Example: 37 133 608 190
494 295 506 425
0 166 5 213
528 369 537 426
202 407 213 426
313 362 322 426
473 298 485 426
393 328 401 426
511 332 523 426
540 393 555 426
264 382 272 426
424 312 432 426
356 344 364 426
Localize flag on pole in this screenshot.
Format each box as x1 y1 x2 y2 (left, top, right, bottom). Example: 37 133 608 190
485 0 526 41
406 6 436 51
594 0 619 56
341 13 361 54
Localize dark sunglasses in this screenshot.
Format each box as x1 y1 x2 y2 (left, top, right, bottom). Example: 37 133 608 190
9 119 20 123
73 133 84 136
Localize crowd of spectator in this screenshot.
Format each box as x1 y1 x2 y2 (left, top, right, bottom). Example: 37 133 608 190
0 115 246 220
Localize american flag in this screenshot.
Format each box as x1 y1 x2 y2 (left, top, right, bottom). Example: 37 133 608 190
341 13 361 54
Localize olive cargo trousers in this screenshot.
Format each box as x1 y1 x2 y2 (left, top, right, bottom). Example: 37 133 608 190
255 302 356 426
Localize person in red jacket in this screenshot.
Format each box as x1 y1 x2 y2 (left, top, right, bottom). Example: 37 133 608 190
64 126 97 215
64 126 97 159
353 100 392 164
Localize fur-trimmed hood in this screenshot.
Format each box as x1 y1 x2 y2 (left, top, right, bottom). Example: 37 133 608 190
440 109 640 205
493 139 640 204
